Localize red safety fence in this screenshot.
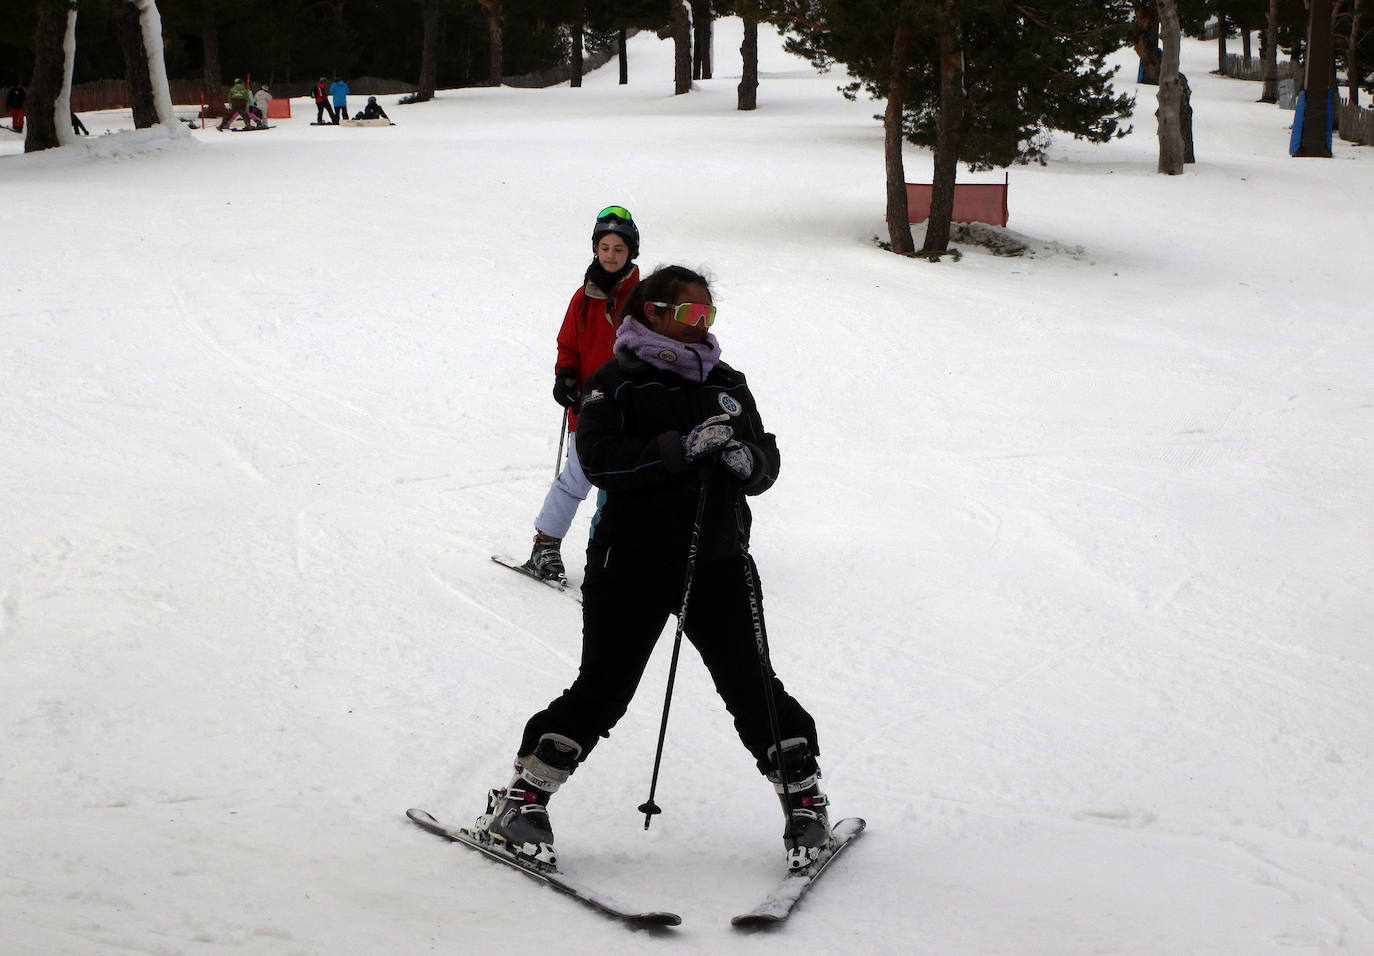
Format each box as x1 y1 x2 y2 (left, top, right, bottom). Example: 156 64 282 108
905 173 1009 227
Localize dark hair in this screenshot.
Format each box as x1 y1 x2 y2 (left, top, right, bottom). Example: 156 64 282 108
623 265 711 325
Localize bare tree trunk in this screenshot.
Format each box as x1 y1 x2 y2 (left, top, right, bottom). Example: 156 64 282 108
884 25 915 255
1157 0 1186 173
202 19 223 109
118 3 157 128
1242 22 1252 67
129 0 178 127
26 3 70 152
672 0 691 95
618 28 628 84
1217 13 1228 73
692 1 711 80
415 0 441 102
1350 0 1363 106
921 28 965 256
1261 0 1280 101
1296 0 1334 155
737 13 758 110
1133 0 1162 84
1181 72 1195 162
571 16 584 88
478 0 503 86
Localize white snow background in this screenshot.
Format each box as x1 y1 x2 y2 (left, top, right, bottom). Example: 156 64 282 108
2 19 1372 955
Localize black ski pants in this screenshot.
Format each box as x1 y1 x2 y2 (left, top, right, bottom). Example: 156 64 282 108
519 544 818 775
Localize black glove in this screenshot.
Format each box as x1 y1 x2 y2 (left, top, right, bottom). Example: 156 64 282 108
553 368 579 408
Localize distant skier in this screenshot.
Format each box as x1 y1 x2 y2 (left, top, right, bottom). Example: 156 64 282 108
251 84 272 125
473 264 834 874
71 112 88 135
312 77 335 124
6 82 24 132
521 205 640 585
329 77 349 125
218 78 259 130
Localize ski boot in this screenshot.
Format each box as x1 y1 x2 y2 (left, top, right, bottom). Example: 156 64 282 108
767 737 831 870
474 733 582 869
524 532 567 585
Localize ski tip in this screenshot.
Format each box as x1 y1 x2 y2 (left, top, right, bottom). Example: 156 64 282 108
637 912 683 927
731 912 783 928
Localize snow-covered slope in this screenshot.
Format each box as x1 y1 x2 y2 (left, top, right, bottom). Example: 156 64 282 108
2 19 1372 954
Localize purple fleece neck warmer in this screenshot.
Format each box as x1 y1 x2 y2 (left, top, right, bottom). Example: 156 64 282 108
615 318 721 383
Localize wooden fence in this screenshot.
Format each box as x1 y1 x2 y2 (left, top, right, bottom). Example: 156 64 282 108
1338 98 1374 146
1221 54 1296 82
70 79 206 112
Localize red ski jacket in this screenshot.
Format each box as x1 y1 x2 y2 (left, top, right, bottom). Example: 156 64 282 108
555 265 639 431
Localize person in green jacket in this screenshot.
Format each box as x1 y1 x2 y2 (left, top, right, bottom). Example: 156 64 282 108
219 78 257 131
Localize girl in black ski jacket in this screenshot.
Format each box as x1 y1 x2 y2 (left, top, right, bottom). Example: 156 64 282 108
474 265 834 874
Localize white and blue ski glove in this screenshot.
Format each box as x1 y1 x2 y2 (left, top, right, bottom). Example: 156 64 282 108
719 440 755 481
681 414 734 464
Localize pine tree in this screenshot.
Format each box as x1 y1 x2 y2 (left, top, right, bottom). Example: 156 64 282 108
776 0 1133 256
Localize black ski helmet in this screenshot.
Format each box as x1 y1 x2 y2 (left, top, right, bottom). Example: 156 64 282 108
592 206 639 260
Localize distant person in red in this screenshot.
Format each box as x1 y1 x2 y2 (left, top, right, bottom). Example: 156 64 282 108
311 77 336 124
521 205 641 585
6 82 24 133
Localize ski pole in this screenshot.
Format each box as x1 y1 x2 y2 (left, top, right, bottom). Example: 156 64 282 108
554 410 567 478
740 547 796 854
637 472 711 829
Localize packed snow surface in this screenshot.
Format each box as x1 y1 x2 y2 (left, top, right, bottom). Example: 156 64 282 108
3 19 1372 955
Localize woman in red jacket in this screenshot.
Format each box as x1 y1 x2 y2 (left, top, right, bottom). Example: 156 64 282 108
523 206 641 584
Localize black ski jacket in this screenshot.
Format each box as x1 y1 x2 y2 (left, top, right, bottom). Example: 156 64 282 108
576 348 780 566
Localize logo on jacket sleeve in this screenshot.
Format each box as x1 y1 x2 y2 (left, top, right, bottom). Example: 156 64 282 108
582 387 605 408
717 393 743 417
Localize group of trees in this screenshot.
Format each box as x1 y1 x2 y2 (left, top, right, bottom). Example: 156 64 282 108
10 1 1372 253
16 0 178 151
770 0 1370 254
2 1 724 102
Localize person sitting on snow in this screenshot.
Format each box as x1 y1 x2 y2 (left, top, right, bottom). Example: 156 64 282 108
355 96 390 122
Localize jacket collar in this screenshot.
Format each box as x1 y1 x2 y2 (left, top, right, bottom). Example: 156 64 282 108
583 262 639 301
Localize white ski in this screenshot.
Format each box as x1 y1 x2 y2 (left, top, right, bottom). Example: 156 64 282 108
405 808 679 927
732 817 866 927
491 554 582 603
